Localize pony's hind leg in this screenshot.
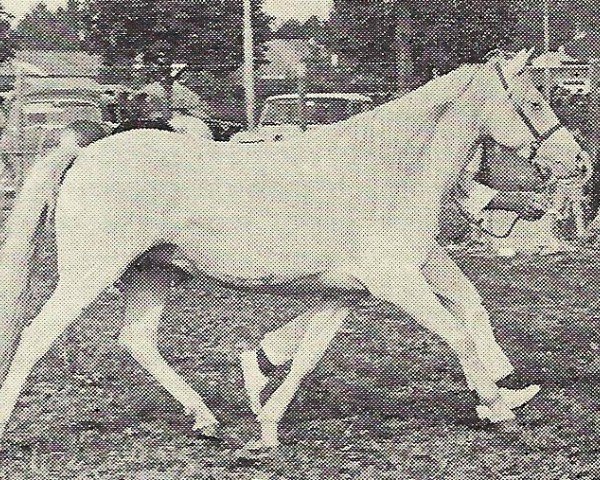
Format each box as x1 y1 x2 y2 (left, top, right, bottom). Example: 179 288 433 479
243 301 349 448
118 269 218 434
0 267 118 436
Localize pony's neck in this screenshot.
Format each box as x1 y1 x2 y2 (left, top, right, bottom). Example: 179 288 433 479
316 64 480 143
425 95 484 200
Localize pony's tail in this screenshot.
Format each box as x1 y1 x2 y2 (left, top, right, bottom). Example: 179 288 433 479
0 148 77 383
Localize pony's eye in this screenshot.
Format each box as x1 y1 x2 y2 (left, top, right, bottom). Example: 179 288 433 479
530 102 543 111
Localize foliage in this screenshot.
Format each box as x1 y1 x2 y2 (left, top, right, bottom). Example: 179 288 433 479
13 1 81 51
327 0 397 74
274 18 304 39
510 0 600 52
274 15 329 42
0 2 15 63
413 1 521 75
81 0 273 75
327 0 529 81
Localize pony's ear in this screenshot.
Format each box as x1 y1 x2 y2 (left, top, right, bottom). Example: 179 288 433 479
502 48 535 78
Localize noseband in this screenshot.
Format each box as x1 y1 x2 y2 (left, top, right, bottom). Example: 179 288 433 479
493 62 563 163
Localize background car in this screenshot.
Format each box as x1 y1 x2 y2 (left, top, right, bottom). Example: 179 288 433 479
0 78 125 201
231 92 373 143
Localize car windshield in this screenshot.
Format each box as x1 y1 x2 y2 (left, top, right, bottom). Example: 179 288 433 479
22 101 102 126
260 98 369 126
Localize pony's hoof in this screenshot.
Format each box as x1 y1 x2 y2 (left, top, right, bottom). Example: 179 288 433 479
244 438 279 452
477 398 516 424
240 350 269 415
476 385 540 420
184 405 219 436
193 423 222 442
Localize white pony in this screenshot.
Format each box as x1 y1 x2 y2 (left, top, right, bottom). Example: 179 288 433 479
0 51 586 447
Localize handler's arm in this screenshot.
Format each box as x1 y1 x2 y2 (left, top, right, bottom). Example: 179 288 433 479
456 146 499 218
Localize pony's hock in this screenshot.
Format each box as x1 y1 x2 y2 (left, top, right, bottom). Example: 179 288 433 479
0 50 585 448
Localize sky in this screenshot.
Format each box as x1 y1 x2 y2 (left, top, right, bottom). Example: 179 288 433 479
3 0 333 24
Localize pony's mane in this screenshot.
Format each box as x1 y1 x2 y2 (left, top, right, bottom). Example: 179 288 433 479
373 64 480 118
310 63 481 143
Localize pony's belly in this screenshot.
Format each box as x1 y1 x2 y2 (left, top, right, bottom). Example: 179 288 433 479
171 216 352 282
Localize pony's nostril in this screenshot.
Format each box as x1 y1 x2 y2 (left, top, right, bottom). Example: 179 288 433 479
577 151 592 179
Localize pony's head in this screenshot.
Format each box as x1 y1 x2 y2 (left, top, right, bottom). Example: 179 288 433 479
468 49 590 183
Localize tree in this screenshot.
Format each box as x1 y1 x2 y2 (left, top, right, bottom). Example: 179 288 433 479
274 15 328 42
303 15 328 42
412 0 521 74
14 2 81 51
0 3 14 63
510 0 600 52
81 0 272 75
274 18 304 39
328 1 397 74
327 0 524 82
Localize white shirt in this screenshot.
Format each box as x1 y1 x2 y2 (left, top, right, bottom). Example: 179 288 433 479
456 145 498 217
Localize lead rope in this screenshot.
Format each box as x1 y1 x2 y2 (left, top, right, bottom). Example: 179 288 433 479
453 140 521 239
453 195 522 239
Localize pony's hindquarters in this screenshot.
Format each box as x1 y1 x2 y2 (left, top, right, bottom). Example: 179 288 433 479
0 144 171 432
0 150 77 383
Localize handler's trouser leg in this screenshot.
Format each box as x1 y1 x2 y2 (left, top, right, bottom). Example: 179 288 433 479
421 244 513 384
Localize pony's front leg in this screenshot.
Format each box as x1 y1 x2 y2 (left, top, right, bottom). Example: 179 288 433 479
242 303 349 448
421 244 540 417
358 262 515 424
118 269 218 435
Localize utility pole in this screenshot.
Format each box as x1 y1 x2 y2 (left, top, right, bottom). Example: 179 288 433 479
543 0 551 98
243 0 256 130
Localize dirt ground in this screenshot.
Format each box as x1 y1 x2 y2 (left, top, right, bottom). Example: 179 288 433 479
1 232 600 479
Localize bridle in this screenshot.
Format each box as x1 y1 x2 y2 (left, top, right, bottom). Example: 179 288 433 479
455 62 574 239
493 62 564 166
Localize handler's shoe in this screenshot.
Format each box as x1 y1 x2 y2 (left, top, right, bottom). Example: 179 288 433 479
476 384 540 421
240 350 269 415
